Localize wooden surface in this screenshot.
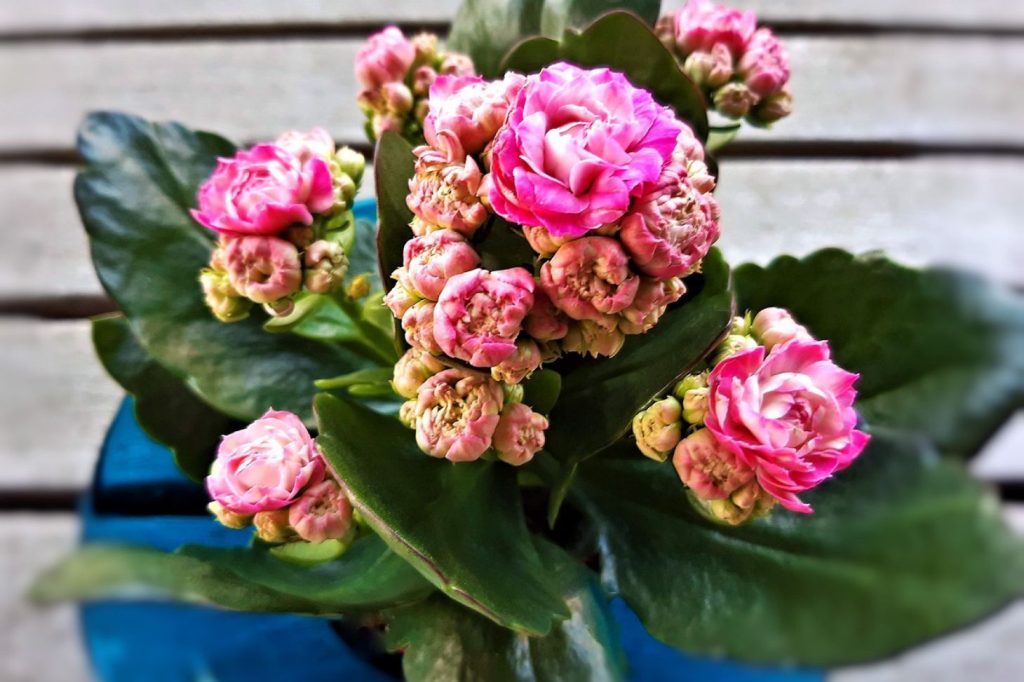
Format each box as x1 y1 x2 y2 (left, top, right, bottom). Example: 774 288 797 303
0 1 1021 680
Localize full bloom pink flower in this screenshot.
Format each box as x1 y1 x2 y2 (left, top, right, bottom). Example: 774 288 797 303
704 340 870 513
406 146 489 237
540 237 640 325
751 307 813 351
425 73 525 157
288 478 355 544
414 368 504 462
619 277 686 335
191 144 334 236
493 403 549 466
401 229 481 300
222 236 302 304
488 63 683 238
434 268 535 367
274 128 335 163
206 410 324 515
671 0 757 57
402 300 442 355
738 28 790 98
354 26 416 89
672 428 754 499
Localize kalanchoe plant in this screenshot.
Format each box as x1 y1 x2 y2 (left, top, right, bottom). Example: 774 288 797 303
34 2 1024 681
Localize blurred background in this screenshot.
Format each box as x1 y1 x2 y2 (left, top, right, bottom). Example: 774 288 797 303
0 1 1021 680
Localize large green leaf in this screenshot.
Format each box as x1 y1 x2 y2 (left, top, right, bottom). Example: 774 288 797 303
374 132 416 353
76 111 372 422
734 250 1024 456
502 11 709 141
315 394 570 635
540 0 660 43
92 314 232 482
573 430 1024 666
545 249 733 462
387 541 626 682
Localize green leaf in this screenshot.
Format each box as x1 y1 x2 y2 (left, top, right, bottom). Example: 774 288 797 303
540 0 660 42
374 131 416 353
573 430 1024 666
545 249 733 462
345 217 384 293
522 369 562 415
181 534 433 612
475 215 539 271
706 122 741 153
75 111 372 422
387 540 626 682
502 11 709 141
92 314 232 482
734 250 1024 456
314 394 570 635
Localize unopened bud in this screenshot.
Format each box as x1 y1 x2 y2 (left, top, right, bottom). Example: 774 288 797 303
263 298 295 318
411 32 439 64
382 82 413 114
633 396 683 462
304 240 349 295
714 333 759 363
692 479 777 526
346 273 372 300
749 86 793 126
502 382 525 406
562 320 626 358
751 306 812 350
729 313 752 337
208 501 251 530
384 283 419 318
673 372 708 401
654 15 676 52
334 146 365 186
683 44 733 89
399 399 417 428
682 387 709 425
200 268 252 323
285 225 315 248
713 82 756 119
253 509 295 543
439 52 475 76
393 348 445 399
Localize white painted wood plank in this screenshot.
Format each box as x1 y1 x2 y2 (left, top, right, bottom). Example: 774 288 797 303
0 514 90 682
1 36 1021 151
1 0 1020 33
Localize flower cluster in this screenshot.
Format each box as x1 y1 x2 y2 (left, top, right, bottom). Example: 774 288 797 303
206 410 357 547
632 307 869 523
192 129 366 321
657 0 792 125
355 26 476 143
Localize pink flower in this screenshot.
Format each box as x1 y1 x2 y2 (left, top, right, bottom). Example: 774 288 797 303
393 348 446 399
206 410 324 515
524 288 569 342
671 0 757 57
223 236 302 304
672 428 754 500
354 26 416 89
274 128 335 163
414 368 504 461
402 300 442 355
738 28 790 98
401 230 481 300
425 73 524 157
540 237 639 325
491 338 543 384
619 277 686 335
288 478 355 544
488 63 683 238
751 307 813 351
384 284 419 319
434 268 535 367
705 340 870 513
620 162 720 279
493 403 549 466
562 320 626 358
191 144 334 236
406 146 488 237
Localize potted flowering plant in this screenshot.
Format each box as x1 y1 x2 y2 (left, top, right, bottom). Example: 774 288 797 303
36 1 1023 680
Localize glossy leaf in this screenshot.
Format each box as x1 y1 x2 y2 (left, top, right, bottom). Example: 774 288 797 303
75 112 371 422
387 541 626 682
92 314 232 482
502 11 709 141
540 0 660 41
346 217 384 293
475 215 539 271
734 250 1024 456
573 430 1024 666
522 369 563 415
374 132 416 294
545 249 733 462
314 394 569 635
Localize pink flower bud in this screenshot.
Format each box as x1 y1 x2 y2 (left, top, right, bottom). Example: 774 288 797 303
619 277 686 335
440 52 476 77
393 348 446 399
384 283 419 318
561 320 626 358
411 32 439 63
406 146 488 237
751 307 813 350
253 509 295 543
490 338 543 385
713 82 757 119
382 82 414 115
540 237 640 325
402 229 481 300
750 86 793 125
424 73 524 157
200 268 253 322
206 410 324 515
274 128 335 164
303 239 348 294
738 28 790 98
522 225 572 257
524 288 569 342
354 26 416 89
372 112 404 139
434 268 535 368
682 43 734 89
691 478 777 526
632 396 683 462
671 0 757 57
414 368 504 462
412 65 438 97
223 236 302 304
288 478 355 544
493 403 549 466
672 428 754 500
402 300 442 355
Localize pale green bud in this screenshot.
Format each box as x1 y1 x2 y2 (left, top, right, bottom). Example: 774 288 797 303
713 334 759 364
672 372 708 401
714 82 756 119
682 387 709 425
502 382 525 406
398 399 417 428
304 240 349 295
334 146 365 186
749 87 793 126
200 268 252 323
208 501 251 530
632 396 683 462
690 480 777 526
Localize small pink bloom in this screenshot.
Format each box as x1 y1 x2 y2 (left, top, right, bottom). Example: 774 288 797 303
223 236 302 304
393 348 446 399
206 410 324 515
751 307 813 351
434 268 535 368
488 63 683 238
414 368 504 461
673 428 755 500
524 288 569 342
425 73 524 157
406 146 488 237
402 300 442 355
738 28 790 98
191 144 335 236
493 403 549 466
288 478 355 544
491 338 543 384
619 277 686 335
354 26 416 89
671 0 757 57
540 237 640 325
705 340 870 513
384 283 419 319
561 320 626 358
402 230 481 300
274 128 335 163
